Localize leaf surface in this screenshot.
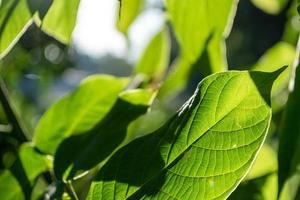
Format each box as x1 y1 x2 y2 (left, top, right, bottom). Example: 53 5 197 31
87 69 283 200
40 0 80 43
117 0 143 34
135 28 170 81
54 89 156 180
0 0 32 59
33 75 128 155
251 0 289 15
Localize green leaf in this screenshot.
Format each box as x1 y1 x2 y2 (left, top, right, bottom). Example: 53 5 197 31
87 68 283 200
117 0 144 34
0 144 49 200
252 42 296 111
53 89 157 180
40 0 81 43
33 75 129 155
135 28 171 81
278 64 300 199
251 0 289 15
0 0 32 59
165 0 238 72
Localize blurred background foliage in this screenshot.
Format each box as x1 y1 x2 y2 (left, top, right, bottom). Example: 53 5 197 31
0 0 299 199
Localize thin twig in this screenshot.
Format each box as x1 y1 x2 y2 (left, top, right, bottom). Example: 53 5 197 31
65 181 79 200
0 77 28 142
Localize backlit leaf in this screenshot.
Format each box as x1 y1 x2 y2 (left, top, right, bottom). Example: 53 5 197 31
33 75 129 155
87 68 283 200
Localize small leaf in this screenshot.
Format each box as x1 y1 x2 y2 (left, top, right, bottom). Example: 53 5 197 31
0 144 49 200
117 0 144 34
135 28 171 81
0 0 32 59
33 75 129 155
278 64 300 199
40 0 81 43
87 68 283 200
252 42 296 111
53 89 157 180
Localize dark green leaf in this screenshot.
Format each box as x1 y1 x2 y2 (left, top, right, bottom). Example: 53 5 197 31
278 63 300 199
0 144 49 200
33 75 129 155
87 68 283 200
54 89 156 180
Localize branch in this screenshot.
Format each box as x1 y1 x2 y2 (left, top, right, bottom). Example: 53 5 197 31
0 77 28 142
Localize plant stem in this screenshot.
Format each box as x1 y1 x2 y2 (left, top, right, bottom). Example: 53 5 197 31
0 77 28 142
65 181 79 200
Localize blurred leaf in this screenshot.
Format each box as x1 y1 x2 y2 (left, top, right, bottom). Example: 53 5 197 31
87 69 282 200
33 75 129 155
251 0 289 15
135 28 171 81
229 173 277 200
246 144 277 180
54 89 157 180
0 144 49 199
278 63 300 199
165 0 238 72
117 0 144 34
160 0 238 99
40 0 80 43
0 0 32 59
252 42 296 112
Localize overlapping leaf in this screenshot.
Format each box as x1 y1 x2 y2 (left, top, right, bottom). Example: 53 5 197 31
160 0 238 99
0 144 49 200
33 75 129 155
87 69 283 200
251 0 289 15
54 89 156 180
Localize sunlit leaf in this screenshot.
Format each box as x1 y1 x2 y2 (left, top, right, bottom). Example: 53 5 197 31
0 144 49 200
87 68 283 200
251 0 289 15
0 0 32 59
54 89 156 180
40 0 81 43
117 0 144 34
33 75 129 155
135 28 171 81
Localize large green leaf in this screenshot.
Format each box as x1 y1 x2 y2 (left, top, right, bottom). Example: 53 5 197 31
53 89 156 180
40 0 80 43
0 144 49 200
251 0 289 15
117 0 144 34
252 42 296 111
33 75 129 155
278 63 300 199
87 68 283 200
0 0 32 59
135 28 171 81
